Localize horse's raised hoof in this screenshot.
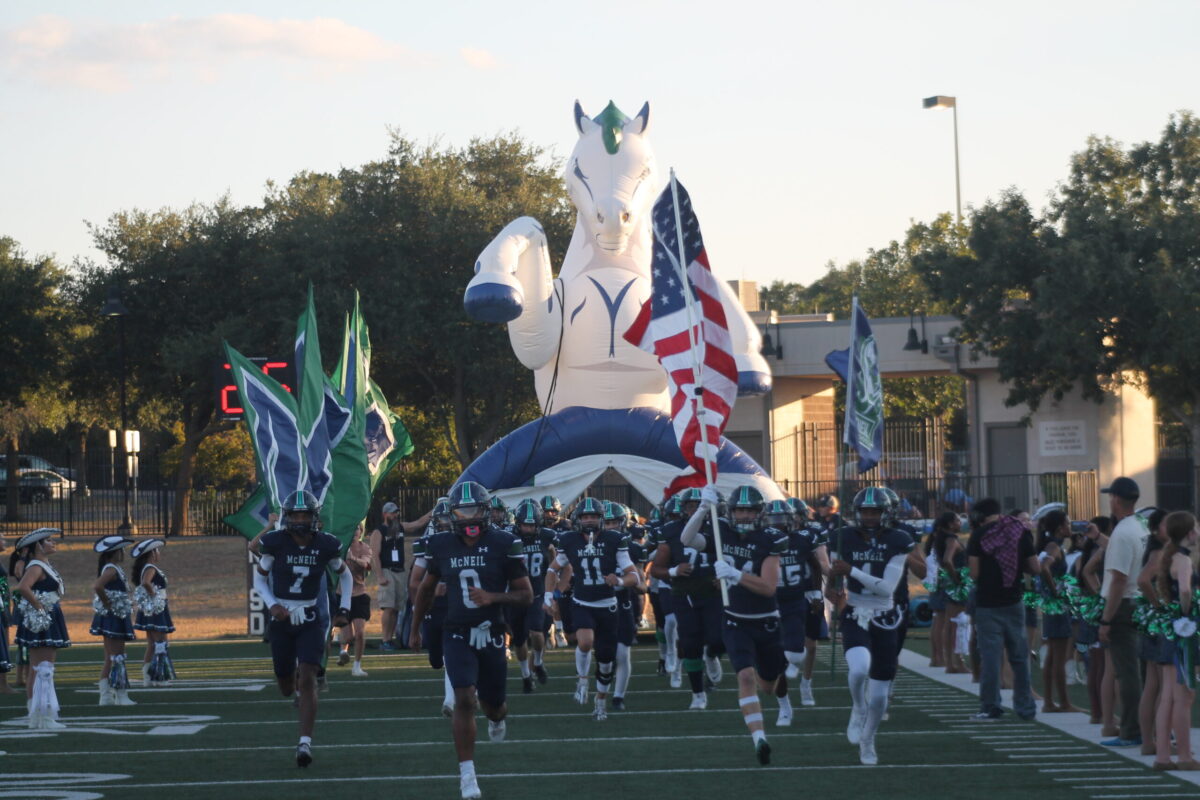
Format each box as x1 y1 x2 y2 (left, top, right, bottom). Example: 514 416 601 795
737 370 772 397
464 281 523 323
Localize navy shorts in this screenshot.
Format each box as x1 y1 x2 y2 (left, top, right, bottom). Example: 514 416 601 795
423 601 448 669
443 625 507 708
572 601 618 663
268 613 326 678
722 615 785 681
1042 612 1072 641
649 589 665 629
778 596 809 654
806 598 830 641
672 592 725 660
559 592 577 634
927 589 948 612
840 607 902 681
617 598 638 647
508 602 546 649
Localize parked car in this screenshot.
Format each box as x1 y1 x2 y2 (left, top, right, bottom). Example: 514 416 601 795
0 455 76 481
0 469 75 504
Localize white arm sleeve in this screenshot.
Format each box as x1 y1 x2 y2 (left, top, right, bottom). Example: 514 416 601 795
335 561 352 610
680 505 711 549
253 556 279 608
553 553 569 569
850 554 908 599
617 550 634 572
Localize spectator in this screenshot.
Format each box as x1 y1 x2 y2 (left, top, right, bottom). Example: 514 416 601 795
966 498 1039 721
338 524 373 677
369 502 430 652
9 542 31 688
1098 476 1148 747
1035 510 1078 712
1135 508 1171 756
932 511 969 674
1154 511 1200 771
1075 517 1110 725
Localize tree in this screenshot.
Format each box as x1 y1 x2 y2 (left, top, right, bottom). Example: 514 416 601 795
0 238 73 521
912 112 1200 508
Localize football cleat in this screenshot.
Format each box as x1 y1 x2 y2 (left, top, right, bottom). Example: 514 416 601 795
593 699 608 721
316 674 329 693
689 693 708 710
846 710 866 744
296 742 312 768
799 680 816 707
442 702 455 718
669 667 682 689
488 719 507 742
534 664 548 685
664 651 678 674
705 655 723 685
337 650 350 667
522 677 534 694
574 678 589 705
859 736 878 766
755 738 771 765
776 707 793 727
460 773 482 800
656 659 666 676
612 696 626 711
351 663 368 677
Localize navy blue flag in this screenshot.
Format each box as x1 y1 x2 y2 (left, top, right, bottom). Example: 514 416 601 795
824 296 884 473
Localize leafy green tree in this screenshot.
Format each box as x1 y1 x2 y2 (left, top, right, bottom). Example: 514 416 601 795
0 238 73 521
912 112 1200 508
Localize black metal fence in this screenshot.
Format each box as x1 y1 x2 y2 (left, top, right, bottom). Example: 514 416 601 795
1157 422 1196 511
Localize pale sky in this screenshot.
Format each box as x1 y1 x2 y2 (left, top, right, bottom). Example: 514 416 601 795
3 1 1198 287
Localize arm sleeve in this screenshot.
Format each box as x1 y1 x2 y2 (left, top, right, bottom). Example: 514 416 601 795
680 511 708 549
336 562 353 610
849 553 908 598
617 550 634 572
253 562 279 608
553 553 569 569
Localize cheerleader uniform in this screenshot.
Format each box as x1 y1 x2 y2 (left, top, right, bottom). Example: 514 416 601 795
133 565 175 633
15 560 70 649
1041 547 1073 640
1140 537 1177 665
89 564 136 641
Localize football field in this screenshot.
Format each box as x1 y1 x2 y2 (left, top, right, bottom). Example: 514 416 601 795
3 638 1199 800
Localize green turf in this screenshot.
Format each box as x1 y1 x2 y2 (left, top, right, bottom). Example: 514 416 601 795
3 637 1198 799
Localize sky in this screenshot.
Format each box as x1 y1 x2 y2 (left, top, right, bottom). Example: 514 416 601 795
3 1 1198 288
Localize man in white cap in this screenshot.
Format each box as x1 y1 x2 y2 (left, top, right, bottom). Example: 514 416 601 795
369 501 430 651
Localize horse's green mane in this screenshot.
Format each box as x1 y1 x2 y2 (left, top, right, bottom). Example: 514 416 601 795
593 101 629 155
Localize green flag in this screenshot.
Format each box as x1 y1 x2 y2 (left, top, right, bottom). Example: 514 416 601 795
324 295 371 545
365 378 414 491
224 485 272 540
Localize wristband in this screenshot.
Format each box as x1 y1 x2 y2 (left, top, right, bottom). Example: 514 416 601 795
544 592 555 607
668 566 679 578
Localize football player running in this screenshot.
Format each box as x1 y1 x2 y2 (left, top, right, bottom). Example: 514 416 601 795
509 499 557 693
827 487 914 766
605 502 646 710
409 499 457 717
253 491 352 768
410 482 532 800
548 497 638 720
718 486 789 764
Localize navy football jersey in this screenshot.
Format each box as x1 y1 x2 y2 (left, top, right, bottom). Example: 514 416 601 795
722 527 787 618
892 520 920 604
259 530 344 603
777 528 817 601
662 516 730 598
830 525 915 605
616 538 647 603
556 529 630 606
516 526 558 595
424 526 528 628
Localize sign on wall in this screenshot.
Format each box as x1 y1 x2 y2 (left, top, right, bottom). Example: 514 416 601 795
1039 420 1086 457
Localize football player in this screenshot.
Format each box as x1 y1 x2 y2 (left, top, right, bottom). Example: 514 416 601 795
827 487 915 766
717 485 788 764
606 502 646 710
252 490 352 768
765 498 815 720
410 482 532 800
539 496 571 648
409 499 457 716
651 487 730 709
547 497 638 720
509 499 557 693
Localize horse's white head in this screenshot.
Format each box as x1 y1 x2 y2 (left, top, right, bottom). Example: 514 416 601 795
565 100 657 256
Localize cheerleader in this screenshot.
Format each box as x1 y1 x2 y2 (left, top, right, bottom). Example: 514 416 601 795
0 532 14 694
131 538 175 686
13 527 69 729
90 534 137 706
9 542 30 688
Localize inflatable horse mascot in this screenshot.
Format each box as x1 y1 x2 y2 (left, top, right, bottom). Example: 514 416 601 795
460 100 780 504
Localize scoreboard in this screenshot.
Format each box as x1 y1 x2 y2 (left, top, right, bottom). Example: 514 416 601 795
215 358 293 420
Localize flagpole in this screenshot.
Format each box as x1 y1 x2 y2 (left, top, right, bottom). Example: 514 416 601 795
830 294 858 681
668 168 729 607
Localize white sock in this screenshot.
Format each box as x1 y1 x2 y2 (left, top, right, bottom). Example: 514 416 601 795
863 678 891 740
520 661 531 678
299 735 312 745
845 647 870 714
614 643 632 698
752 728 766 744
443 671 454 706
778 693 792 713
459 759 475 778
800 676 812 688
575 647 593 678
665 614 678 650
555 621 564 634
354 659 361 667
533 650 544 667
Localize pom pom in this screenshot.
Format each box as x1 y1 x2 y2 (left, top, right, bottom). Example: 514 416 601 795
17 592 60 633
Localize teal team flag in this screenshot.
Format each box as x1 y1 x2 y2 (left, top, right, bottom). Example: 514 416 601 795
324 295 372 543
365 377 414 491
224 484 272 540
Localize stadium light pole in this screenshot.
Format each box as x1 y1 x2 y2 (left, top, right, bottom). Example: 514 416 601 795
922 95 961 225
101 286 136 536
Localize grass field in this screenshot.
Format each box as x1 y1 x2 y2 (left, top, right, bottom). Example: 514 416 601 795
5 635 1200 800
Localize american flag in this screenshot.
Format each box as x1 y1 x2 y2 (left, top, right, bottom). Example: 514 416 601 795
623 175 738 499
